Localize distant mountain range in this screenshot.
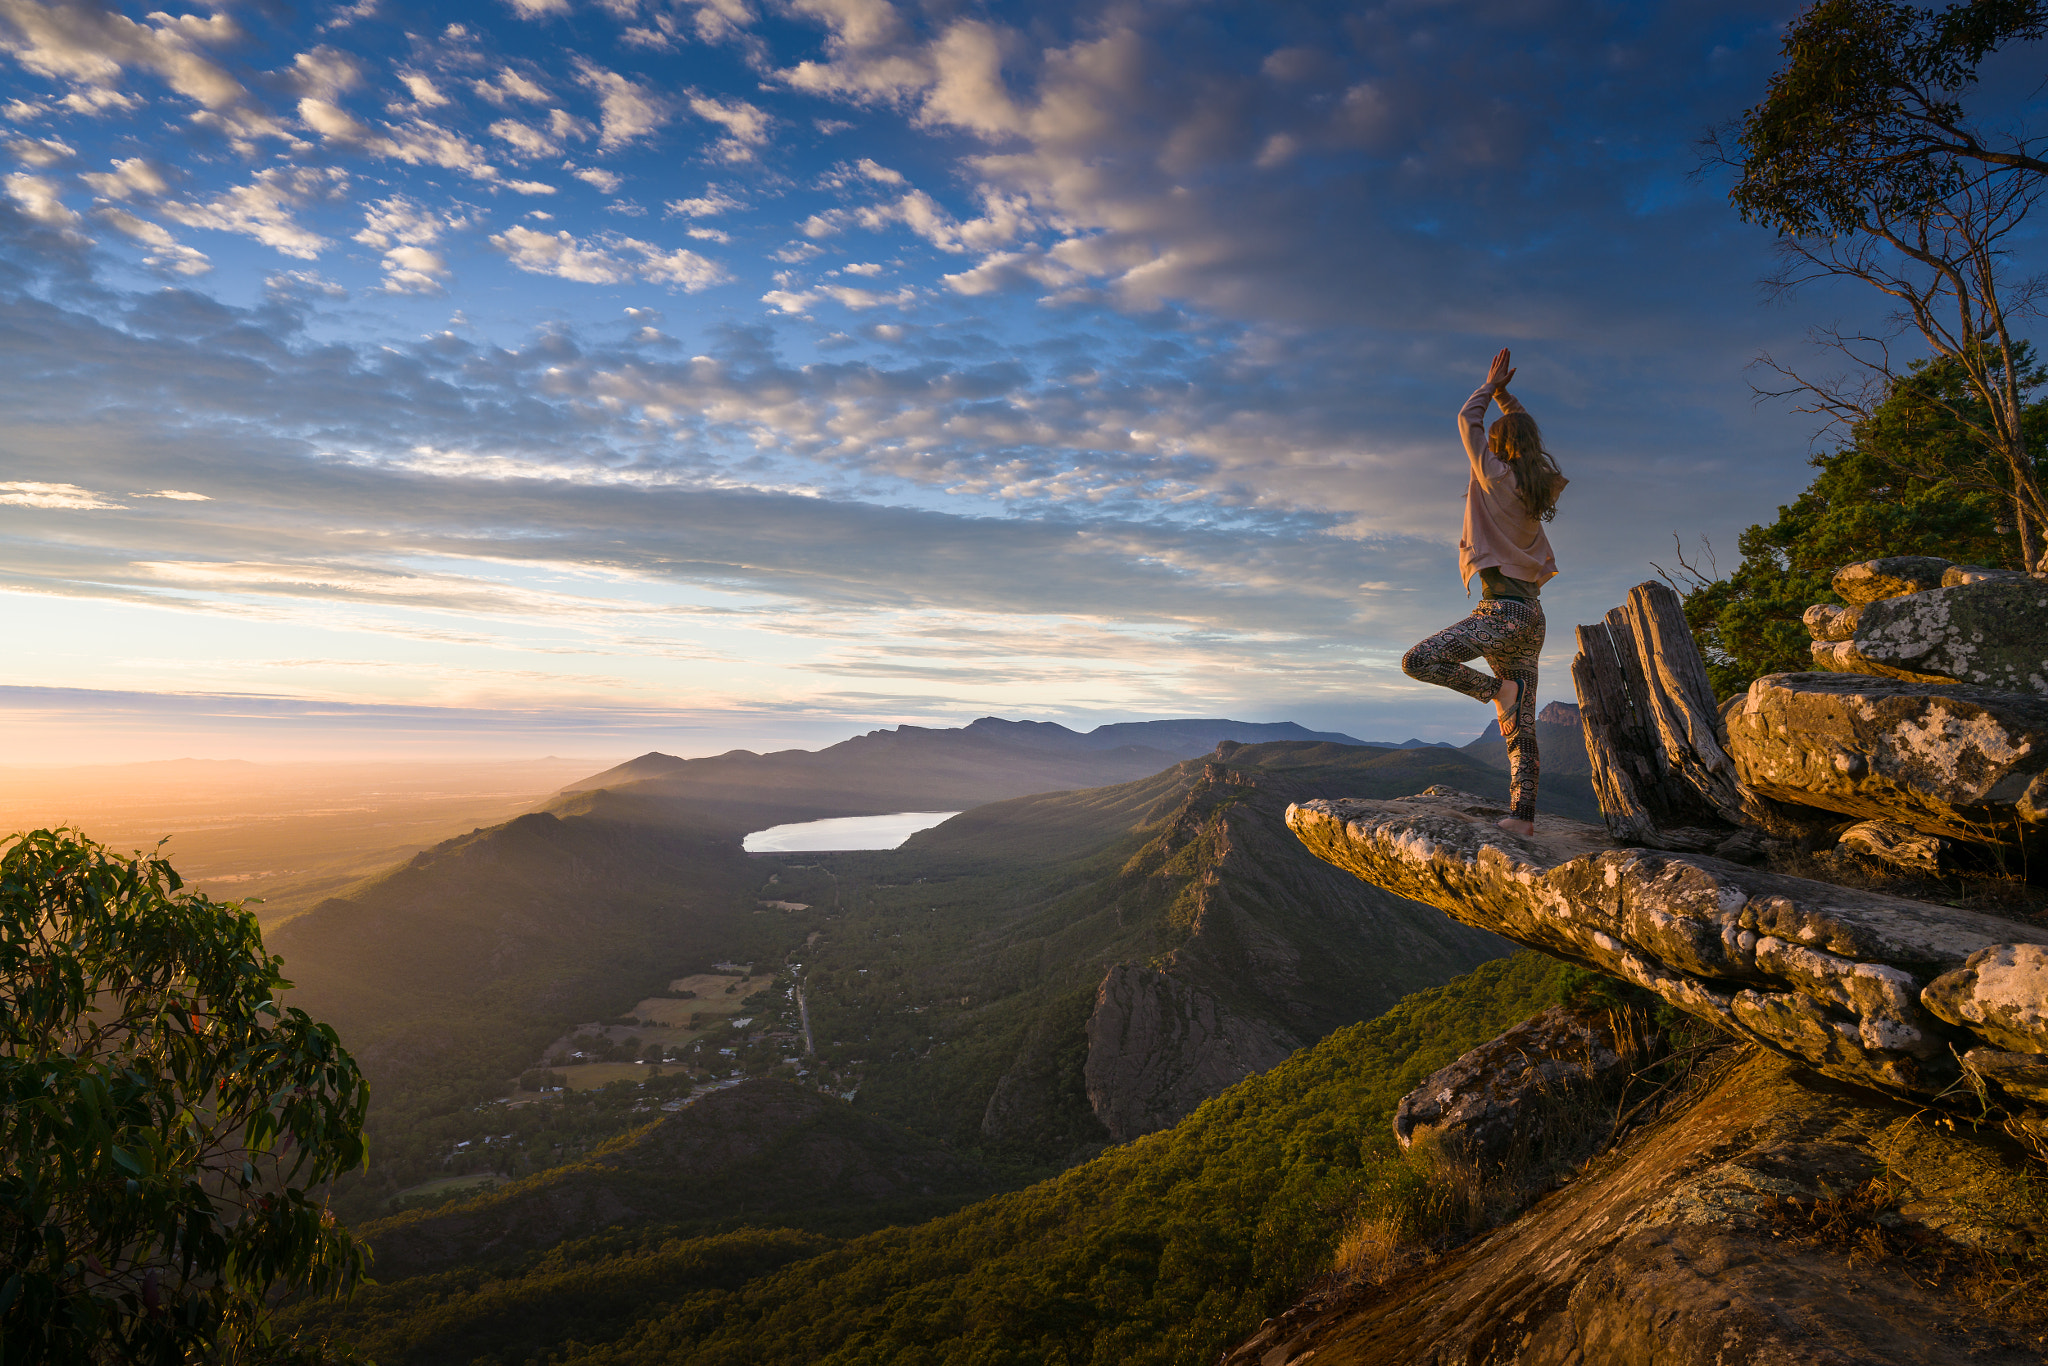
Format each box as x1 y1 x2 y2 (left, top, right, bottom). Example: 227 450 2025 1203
560 717 1452 827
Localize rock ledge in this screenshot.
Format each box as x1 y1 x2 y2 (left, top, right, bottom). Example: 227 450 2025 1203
1286 788 2048 1106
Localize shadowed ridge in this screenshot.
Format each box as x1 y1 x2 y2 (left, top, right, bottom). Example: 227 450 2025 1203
362 1078 997 1280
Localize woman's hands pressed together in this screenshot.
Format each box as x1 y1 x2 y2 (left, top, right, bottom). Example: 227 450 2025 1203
1486 347 1515 389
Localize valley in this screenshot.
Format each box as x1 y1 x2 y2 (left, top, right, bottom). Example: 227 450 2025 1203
292 724 1575 1235
8 712 1607 1362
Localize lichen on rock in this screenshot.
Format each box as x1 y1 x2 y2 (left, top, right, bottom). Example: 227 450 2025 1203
1807 576 2048 695
1726 671 2048 855
1924 943 2048 1055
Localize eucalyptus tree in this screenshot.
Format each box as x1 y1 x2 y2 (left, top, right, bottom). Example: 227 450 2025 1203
1727 0 2048 568
0 829 369 1364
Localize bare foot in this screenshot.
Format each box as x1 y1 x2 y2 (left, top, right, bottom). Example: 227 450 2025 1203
1496 815 1536 837
1494 677 1519 734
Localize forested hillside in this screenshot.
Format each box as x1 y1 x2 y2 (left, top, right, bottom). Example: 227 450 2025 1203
268 790 800 1220
285 952 1580 1366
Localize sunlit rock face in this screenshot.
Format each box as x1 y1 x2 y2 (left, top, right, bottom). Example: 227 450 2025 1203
1830 555 1959 604
1285 788 2048 1106
1725 672 2048 854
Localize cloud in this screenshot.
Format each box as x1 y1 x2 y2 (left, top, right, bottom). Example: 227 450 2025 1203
378 244 451 294
941 246 1078 297
0 0 249 112
777 0 927 102
132 488 210 500
572 59 668 149
397 70 450 108
572 166 622 193
805 184 1028 253
491 224 726 289
4 171 82 236
6 135 73 167
263 268 346 299
687 92 771 161
319 0 381 33
0 481 124 509
79 156 166 199
471 69 552 106
161 167 344 260
296 99 563 193
354 195 467 292
505 0 572 17
491 117 559 157
664 188 742 217
0 0 1864 741
93 206 210 274
281 45 362 102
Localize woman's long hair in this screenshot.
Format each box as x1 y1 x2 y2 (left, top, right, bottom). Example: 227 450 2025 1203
1488 412 1564 522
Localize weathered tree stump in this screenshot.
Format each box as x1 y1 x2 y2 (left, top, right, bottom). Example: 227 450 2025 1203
1572 581 1746 840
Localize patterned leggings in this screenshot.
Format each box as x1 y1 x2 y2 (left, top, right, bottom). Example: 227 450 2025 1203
1402 598 1545 821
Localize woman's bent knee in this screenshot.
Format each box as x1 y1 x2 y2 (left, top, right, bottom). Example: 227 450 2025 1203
1400 646 1432 680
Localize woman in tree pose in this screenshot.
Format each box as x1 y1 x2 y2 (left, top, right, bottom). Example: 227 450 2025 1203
1401 347 1567 837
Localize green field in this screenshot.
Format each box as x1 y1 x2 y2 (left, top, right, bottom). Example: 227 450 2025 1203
554 1063 664 1092
387 1172 501 1205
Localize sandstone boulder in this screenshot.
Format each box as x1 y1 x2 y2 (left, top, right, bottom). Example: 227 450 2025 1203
1726 671 2048 853
1835 819 1949 874
1807 576 2048 695
1832 555 1956 603
1923 943 2048 1054
1392 1004 1648 1164
1285 788 2048 1104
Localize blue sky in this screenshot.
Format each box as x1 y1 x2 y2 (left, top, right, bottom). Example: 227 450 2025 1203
0 0 1933 761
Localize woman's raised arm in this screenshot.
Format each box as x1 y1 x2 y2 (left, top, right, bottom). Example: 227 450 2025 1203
1459 347 1514 476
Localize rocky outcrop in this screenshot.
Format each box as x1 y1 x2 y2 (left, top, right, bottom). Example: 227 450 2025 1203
1084 963 1300 1142
1392 1004 1651 1164
1285 789 2048 1106
1807 575 2048 694
1221 1048 2048 1366
1726 671 2048 854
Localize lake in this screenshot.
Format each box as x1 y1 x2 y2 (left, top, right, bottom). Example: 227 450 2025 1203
742 810 962 853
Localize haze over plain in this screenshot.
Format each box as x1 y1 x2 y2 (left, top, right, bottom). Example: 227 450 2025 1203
0 0 1988 760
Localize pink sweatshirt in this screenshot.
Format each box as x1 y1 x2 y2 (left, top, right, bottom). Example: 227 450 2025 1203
1457 381 1562 592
